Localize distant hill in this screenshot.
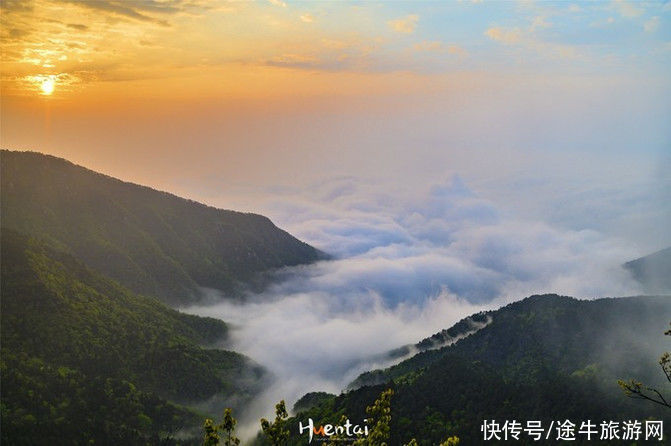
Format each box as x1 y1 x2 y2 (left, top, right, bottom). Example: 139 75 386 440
1 150 326 306
625 247 671 294
286 295 671 445
1 228 266 444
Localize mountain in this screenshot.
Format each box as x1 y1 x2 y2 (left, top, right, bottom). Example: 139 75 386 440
284 295 671 445
348 312 492 389
625 247 671 294
1 150 325 306
1 229 266 445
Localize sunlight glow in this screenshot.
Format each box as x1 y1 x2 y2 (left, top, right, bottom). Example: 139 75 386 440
40 77 55 95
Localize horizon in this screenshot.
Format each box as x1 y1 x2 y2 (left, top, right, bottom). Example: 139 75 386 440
2 147 668 264
2 1 670 255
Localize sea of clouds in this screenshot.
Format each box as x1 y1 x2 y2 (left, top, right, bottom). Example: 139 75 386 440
184 175 643 437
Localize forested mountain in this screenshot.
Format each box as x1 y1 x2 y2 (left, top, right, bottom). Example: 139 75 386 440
1 150 325 306
625 247 671 294
286 295 671 445
348 312 492 390
0 229 266 445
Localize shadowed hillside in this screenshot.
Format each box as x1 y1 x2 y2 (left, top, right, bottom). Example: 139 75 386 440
285 295 671 445
1 150 326 305
0 229 267 444
625 247 671 294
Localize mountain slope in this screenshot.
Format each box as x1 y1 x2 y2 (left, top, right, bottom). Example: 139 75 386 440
287 295 671 445
625 247 671 294
351 294 670 389
0 229 266 445
1 150 325 305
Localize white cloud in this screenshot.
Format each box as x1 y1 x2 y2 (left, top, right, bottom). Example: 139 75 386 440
300 13 313 23
186 175 644 437
530 16 552 31
644 16 660 32
388 14 419 34
612 0 644 18
485 26 522 44
267 0 287 7
485 21 579 59
413 41 468 57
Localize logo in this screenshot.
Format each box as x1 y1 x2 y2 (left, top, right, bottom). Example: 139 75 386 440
299 418 369 443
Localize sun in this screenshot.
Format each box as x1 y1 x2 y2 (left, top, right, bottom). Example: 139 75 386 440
40 77 55 95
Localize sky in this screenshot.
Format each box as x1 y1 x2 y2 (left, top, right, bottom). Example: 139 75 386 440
3 0 671 433
1 0 670 252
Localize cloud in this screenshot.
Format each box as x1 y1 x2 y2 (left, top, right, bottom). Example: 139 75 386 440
388 14 419 34
188 287 483 438
644 16 660 32
612 0 644 18
185 175 643 438
67 23 89 31
530 16 552 31
485 19 579 59
300 13 313 23
414 41 468 57
267 0 287 7
485 27 522 44
265 53 319 69
60 0 186 26
258 34 383 72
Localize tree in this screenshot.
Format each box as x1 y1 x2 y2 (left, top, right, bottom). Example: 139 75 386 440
203 408 240 446
405 434 459 445
325 415 352 446
260 400 290 446
354 388 393 446
221 408 240 446
203 418 220 446
618 321 671 409
439 436 460 446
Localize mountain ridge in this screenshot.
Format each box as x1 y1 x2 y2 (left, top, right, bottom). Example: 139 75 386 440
1 150 326 306
624 247 671 294
284 294 671 445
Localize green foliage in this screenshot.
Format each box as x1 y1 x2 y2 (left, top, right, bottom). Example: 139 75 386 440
1 350 199 445
0 229 265 445
618 321 671 409
221 408 240 446
204 418 221 446
287 295 671 444
1 150 325 306
203 408 240 446
260 401 290 446
292 391 336 413
352 295 671 389
353 389 393 446
325 415 352 445
439 436 460 446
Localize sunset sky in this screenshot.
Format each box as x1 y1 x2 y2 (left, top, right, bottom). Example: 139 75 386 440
2 0 670 251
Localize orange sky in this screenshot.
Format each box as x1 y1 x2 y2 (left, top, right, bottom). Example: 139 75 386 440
1 1 669 253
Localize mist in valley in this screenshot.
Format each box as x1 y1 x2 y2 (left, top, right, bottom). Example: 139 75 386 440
183 175 658 439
